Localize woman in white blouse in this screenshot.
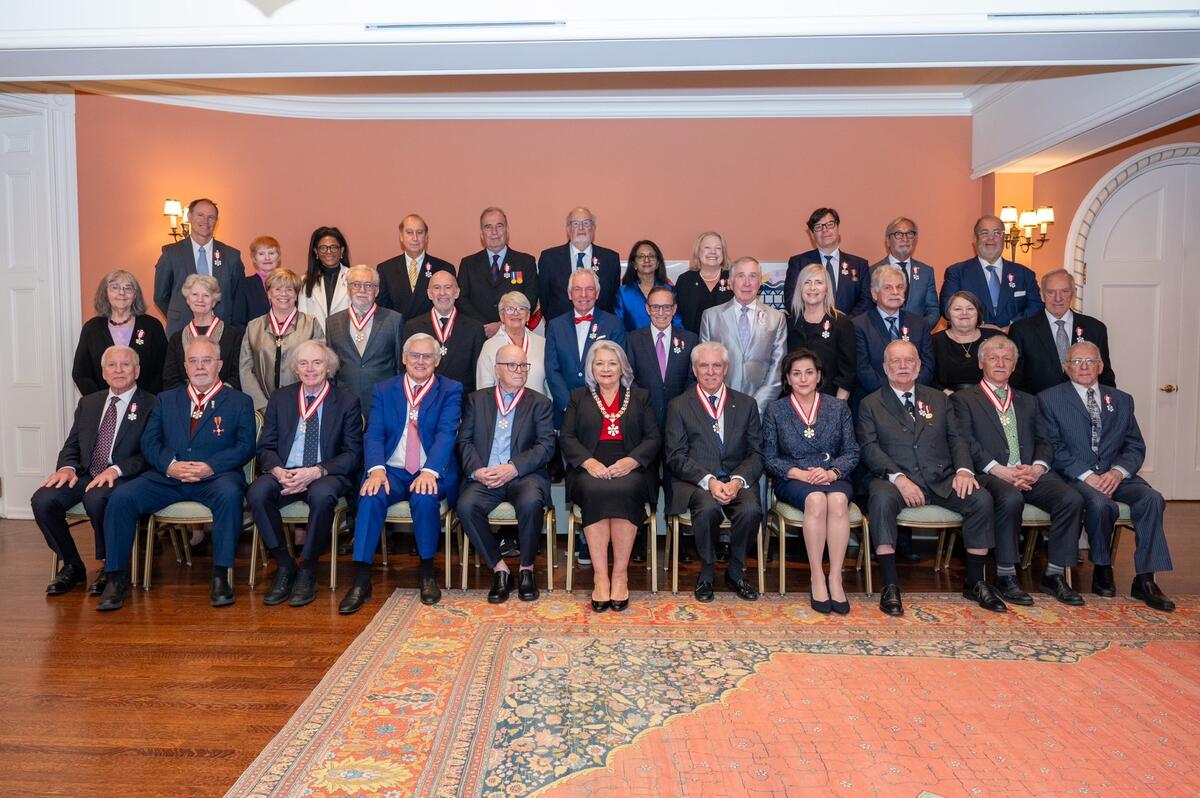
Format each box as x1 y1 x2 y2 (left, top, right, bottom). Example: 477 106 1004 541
297 225 351 328
476 291 548 397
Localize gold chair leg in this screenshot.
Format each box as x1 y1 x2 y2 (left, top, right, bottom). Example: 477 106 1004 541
1021 527 1041 569
249 525 260 587
933 528 945 571
380 522 389 566
649 513 658 594
460 524 470 591
130 519 141 588
180 528 193 567
143 517 157 590
777 514 787 596
50 552 61 580
943 530 958 572
443 512 453 590
545 507 556 592
671 518 680 595
330 509 341 591
757 522 765 596
565 508 575 593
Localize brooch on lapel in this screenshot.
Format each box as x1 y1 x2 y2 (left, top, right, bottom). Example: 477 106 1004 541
718 278 728 291
134 329 146 346
840 262 849 276
916 400 933 420
1007 273 1016 288
900 325 911 342
591 256 600 272
588 323 600 340
127 402 139 421
821 319 831 339
757 309 766 325
1075 326 1085 343
1104 394 1114 413
425 268 433 278
672 337 683 354
911 265 920 281
212 416 224 437
213 249 223 270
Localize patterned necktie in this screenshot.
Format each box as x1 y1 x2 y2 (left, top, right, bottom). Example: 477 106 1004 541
196 246 209 277
1055 319 1069 364
656 331 667 381
824 254 837 289
405 390 423 474
886 316 899 340
708 394 725 455
302 394 320 467
986 264 1001 309
1086 388 1101 454
903 391 916 420
89 396 120 477
489 253 501 286
408 256 420 290
738 306 751 351
576 251 585 270
995 387 1020 465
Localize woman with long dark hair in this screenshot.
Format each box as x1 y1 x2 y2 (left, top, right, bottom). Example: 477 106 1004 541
299 226 351 328
614 239 681 331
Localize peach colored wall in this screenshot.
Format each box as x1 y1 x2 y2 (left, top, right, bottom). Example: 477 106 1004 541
76 92 984 320
1031 114 1200 271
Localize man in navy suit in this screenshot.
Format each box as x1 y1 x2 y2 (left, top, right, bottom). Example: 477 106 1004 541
375 213 456 321
32 345 156 597
339 333 462 614
784 208 871 318
98 337 256 611
1038 342 1174 611
246 340 363 607
852 264 934 410
869 216 939 327
941 215 1043 330
1010 269 1116 395
153 198 243 335
457 207 540 337
537 206 621 322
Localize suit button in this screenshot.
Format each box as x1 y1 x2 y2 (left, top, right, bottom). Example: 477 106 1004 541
577 372 583 378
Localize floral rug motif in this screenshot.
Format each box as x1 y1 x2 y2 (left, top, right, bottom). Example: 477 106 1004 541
227 592 1200 797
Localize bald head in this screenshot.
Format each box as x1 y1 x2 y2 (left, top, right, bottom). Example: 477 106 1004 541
494 343 530 392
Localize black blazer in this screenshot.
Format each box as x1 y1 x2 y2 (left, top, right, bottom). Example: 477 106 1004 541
72 315 168 395
161 323 245 391
402 312 487 395
1009 311 1116 395
663 387 763 515
784 250 872 316
560 386 661 496
626 325 698 431
230 274 269 327
375 252 456 320
456 248 540 325
256 382 363 477
786 311 856 396
457 386 555 491
537 243 622 322
950 384 1051 471
57 387 157 478
856 384 971 499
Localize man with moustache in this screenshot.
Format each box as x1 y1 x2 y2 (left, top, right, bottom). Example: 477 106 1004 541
941 215 1043 331
851 264 935 411
537 206 621 321
326 264 404 418
869 216 939 327
154 198 243 335
457 207 541 337
376 214 456 320
784 207 872 317
403 270 486 396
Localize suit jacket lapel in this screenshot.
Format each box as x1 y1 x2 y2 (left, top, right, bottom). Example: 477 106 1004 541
480 391 499 458
882 387 917 433
359 311 387 363
974 388 1006 444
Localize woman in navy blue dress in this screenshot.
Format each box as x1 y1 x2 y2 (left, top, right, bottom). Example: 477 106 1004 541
762 348 860 614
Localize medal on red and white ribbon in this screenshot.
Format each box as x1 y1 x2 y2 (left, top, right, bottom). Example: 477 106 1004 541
821 319 831 339
509 330 530 354
790 392 821 439
404 375 434 423
268 308 298 344
697 384 727 435
297 380 331 434
431 308 457 356
187 316 222 339
494 385 525 430
349 304 377 343
980 380 1013 426
188 379 224 420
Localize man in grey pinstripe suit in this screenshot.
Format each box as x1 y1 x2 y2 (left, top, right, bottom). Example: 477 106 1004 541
1038 341 1174 612
327 265 404 419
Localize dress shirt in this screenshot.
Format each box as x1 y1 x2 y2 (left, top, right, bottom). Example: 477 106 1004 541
574 307 597 358
488 247 509 267
876 306 901 334
887 254 910 279
283 397 325 468
99 385 138 475
696 386 749 491
570 244 593 270
1070 380 1129 481
190 237 216 276
977 379 1050 474
821 248 841 290
486 389 518 469
379 384 438 477
1045 308 1075 331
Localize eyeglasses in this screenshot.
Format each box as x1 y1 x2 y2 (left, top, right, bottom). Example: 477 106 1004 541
185 357 217 367
500 306 529 316
109 283 136 294
889 231 917 240
811 221 838 232
647 304 675 313
496 362 532 372
976 229 1005 239
316 244 343 253
406 352 436 362
634 253 658 262
347 281 378 291
567 220 595 229
1066 358 1101 367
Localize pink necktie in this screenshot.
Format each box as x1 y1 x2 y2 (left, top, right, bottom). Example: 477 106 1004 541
655 331 667 381
404 414 421 474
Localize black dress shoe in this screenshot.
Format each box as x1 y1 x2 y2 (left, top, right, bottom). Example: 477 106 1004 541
96 572 130 612
46 563 86 595
419 576 441 606
725 573 759 601
488 570 513 604
995 574 1034 606
963 580 1007 613
897 550 922 563
88 569 108 596
694 580 714 603
339 582 372 614
591 597 611 612
1040 573 1084 606
263 564 297 606
879 584 904 617
715 542 731 564
288 569 318 607
190 536 210 557
210 574 235 608
517 569 539 602
631 546 647 564
499 539 520 559
1131 576 1176 612
1091 564 1116 597
810 591 832 614
610 596 629 612
337 537 355 556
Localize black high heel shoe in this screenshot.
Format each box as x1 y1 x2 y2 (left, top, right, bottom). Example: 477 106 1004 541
610 596 629 612
810 590 832 614
591 598 611 612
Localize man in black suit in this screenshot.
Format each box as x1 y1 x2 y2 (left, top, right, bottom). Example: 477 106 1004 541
784 207 872 318
457 207 540 337
664 341 762 603
32 345 156 596
246 340 364 607
375 214 456 320
537 206 621 322
950 335 1085 606
327 265 405 419
858 340 1005 617
153 198 243 335
403 270 486 396
456 344 556 603
1010 269 1116 395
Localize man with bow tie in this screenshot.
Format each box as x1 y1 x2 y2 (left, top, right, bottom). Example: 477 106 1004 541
403 270 485 396
97 337 255 611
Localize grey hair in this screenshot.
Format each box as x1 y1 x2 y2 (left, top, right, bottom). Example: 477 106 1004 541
287 339 341 379
1039 268 1074 289
871 263 905 295
498 290 530 312
885 216 918 237
100 344 140 367
690 340 729 367
93 269 147 317
977 334 1018 362
883 338 919 363
181 273 222 305
583 340 634 389
346 264 380 285
730 256 760 275
565 206 595 225
403 331 441 362
568 267 601 293
1065 340 1101 364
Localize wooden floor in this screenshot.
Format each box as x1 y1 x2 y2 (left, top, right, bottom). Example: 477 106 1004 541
2 504 1198 797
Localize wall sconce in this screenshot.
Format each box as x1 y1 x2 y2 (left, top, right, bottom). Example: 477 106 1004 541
163 198 189 242
999 205 1054 261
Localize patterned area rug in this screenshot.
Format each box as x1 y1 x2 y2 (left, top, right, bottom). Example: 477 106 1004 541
228 591 1200 797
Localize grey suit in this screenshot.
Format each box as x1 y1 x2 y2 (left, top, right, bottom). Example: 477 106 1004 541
153 238 243 335
857 385 994 550
698 300 787 416
327 306 404 419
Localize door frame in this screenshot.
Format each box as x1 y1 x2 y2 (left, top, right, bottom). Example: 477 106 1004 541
0 88 81 518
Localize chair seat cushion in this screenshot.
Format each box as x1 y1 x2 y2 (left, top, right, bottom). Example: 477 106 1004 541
773 501 864 525
1021 505 1052 523
1116 502 1132 522
65 502 87 518
897 505 963 524
488 502 518 522
385 498 450 522
280 497 349 523
152 502 214 521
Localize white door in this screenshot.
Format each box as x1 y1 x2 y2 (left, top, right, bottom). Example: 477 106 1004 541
1082 160 1200 499
0 112 66 517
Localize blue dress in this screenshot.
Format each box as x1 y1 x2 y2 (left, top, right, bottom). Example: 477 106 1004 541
762 394 860 503
614 282 683 332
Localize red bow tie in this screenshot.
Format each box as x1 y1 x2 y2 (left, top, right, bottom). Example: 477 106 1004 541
574 314 594 324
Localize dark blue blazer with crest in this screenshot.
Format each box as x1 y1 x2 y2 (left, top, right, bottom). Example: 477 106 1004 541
544 308 626 424
141 384 256 480
941 257 1043 328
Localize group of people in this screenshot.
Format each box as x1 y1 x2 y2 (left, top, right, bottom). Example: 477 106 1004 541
34 198 1174 618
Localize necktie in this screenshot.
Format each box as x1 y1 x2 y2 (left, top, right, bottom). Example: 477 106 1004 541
574 314 593 324
824 254 837 289
738 306 751 351
656 331 667 381
89 396 120 477
439 316 449 331
405 390 423 474
903 391 916 420
897 261 909 283
408 257 420 289
995 387 1020 465
709 394 725 455
986 264 1001 309
490 253 501 286
886 316 899 340
1086 388 1101 455
1055 319 1069 364
196 246 209 277
189 390 205 436
576 251 585 270
302 395 320 467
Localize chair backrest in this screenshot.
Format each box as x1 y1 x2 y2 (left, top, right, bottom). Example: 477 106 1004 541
248 410 264 481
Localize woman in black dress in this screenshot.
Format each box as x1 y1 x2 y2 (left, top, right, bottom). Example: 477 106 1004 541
674 231 733 333
560 340 660 612
72 270 166 395
162 274 244 390
932 290 999 392
785 263 855 400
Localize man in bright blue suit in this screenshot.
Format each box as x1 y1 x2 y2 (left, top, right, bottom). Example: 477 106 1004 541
869 216 939 327
338 333 462 614
940 215 1043 330
1038 341 1175 612
852 264 934 411
545 268 626 427
537 206 622 322
97 337 256 611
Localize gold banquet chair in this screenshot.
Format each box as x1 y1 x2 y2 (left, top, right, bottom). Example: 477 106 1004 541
894 505 964 572
383 499 455 589
248 497 351 589
1020 501 1133 585
49 503 142 588
771 500 872 596
666 510 764 596
566 503 659 593
456 503 557 591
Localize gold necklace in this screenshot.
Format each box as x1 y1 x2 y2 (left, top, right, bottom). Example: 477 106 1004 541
591 387 632 436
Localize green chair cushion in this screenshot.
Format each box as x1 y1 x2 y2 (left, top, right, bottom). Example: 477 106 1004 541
385 498 450 522
897 505 963 525
773 501 864 525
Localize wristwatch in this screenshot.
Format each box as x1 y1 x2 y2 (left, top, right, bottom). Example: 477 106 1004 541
317 465 328 477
